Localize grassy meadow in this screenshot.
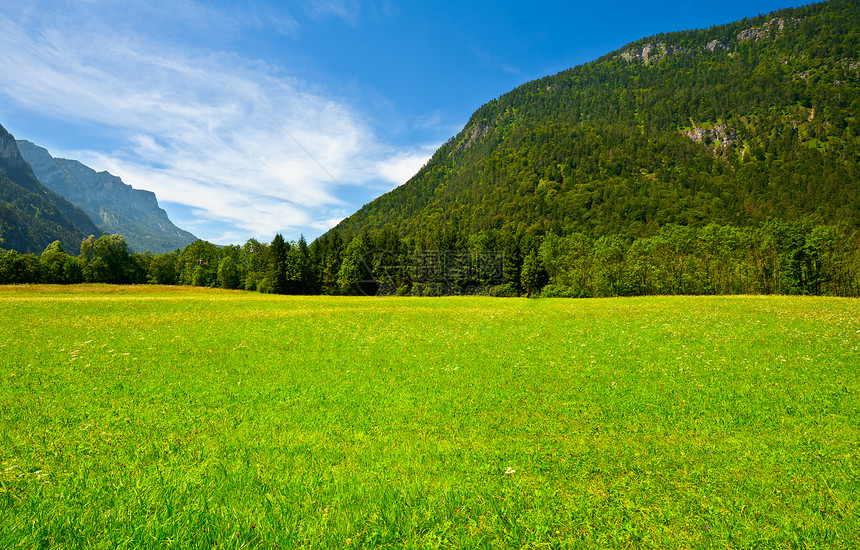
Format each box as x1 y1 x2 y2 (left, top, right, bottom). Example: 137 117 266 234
0 285 858 548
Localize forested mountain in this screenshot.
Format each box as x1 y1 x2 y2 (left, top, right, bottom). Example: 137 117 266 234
334 0 859 239
17 141 197 254
0 124 101 255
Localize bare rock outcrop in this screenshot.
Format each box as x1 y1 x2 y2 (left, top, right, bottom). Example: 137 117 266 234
620 42 686 64
457 121 490 152
681 122 739 154
621 15 796 65
705 40 727 52
737 18 789 42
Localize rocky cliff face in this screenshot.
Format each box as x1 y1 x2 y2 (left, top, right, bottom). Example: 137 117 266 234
737 18 791 42
0 130 29 172
619 17 793 65
0 124 101 255
17 140 197 254
620 42 687 64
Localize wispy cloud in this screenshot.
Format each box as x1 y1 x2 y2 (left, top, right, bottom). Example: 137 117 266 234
469 45 521 76
302 0 362 24
0 1 434 243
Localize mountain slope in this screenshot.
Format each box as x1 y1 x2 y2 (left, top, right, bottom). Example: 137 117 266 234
334 0 859 240
0 124 102 255
17 141 197 254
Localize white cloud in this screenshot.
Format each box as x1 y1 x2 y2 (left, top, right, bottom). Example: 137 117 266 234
375 147 436 187
0 2 437 244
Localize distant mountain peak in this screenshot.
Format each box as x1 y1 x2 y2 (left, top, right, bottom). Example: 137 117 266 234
0 126 31 171
0 124 101 255
17 140 197 254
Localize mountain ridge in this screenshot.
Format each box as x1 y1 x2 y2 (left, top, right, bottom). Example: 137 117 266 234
17 140 197 254
0 124 102 255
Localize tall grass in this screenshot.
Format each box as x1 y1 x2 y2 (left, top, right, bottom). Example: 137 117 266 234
1 285 858 548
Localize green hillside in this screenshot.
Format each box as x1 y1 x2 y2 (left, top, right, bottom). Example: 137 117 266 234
334 0 859 239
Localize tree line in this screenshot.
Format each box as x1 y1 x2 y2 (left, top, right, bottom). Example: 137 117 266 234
2 218 859 297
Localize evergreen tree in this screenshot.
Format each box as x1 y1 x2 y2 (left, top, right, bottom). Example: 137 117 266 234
268 233 289 294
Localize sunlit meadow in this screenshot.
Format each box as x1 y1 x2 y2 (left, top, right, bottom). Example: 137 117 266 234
1 285 858 548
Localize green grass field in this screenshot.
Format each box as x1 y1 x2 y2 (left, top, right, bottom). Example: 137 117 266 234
1 285 858 548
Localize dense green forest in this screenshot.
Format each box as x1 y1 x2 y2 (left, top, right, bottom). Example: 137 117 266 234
3 219 860 297
334 0 859 240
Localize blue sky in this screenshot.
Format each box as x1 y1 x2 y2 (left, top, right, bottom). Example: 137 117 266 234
0 0 811 245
